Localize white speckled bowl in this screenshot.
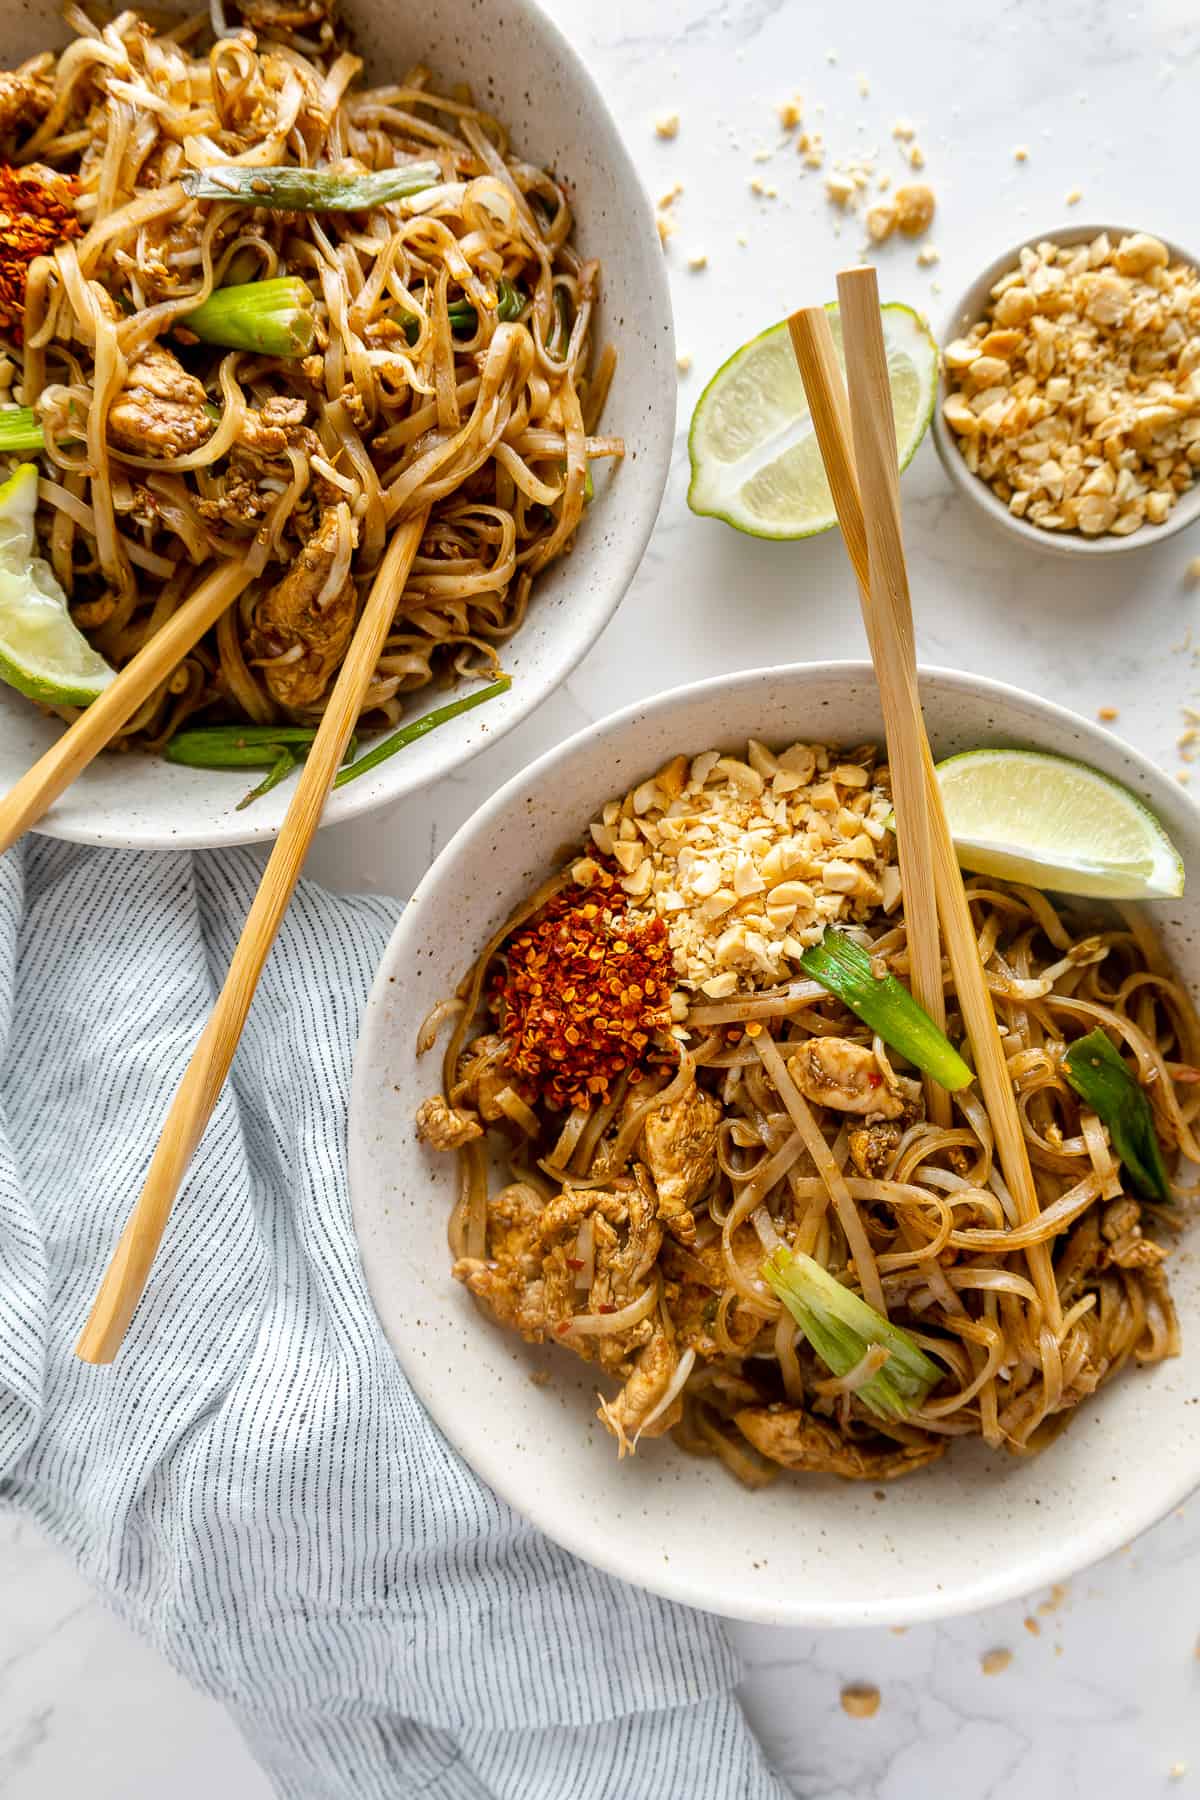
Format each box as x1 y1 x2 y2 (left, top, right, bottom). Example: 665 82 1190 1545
4 0 673 848
932 223 1200 560
350 662 1200 1627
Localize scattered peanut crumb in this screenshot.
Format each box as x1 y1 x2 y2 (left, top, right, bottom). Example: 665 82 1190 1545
1178 771 1191 785
840 1683 880 1718
866 202 896 244
917 245 940 267
877 170 892 192
981 1649 1013 1676
676 353 692 374
894 183 935 236
655 216 672 247
779 97 803 130
857 73 870 97
892 118 915 141
687 251 708 271
1039 1583 1069 1614
1065 186 1082 205
825 173 856 207
1014 145 1029 162
655 114 680 140
1024 1616 1041 1636
1188 557 1200 581
1169 1765 1187 1782
750 178 774 198
1054 1644 1063 1657
1097 706 1119 721
889 1626 908 1636
908 143 926 170
658 183 683 210
752 149 773 165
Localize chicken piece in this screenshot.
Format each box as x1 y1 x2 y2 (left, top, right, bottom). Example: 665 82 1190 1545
415 1095 481 1151
848 1119 903 1178
788 1037 912 1119
234 0 335 30
251 506 358 710
452 1033 511 1123
1098 1196 1168 1271
0 66 53 148
239 396 313 458
107 345 215 460
598 1327 682 1455
455 1178 661 1377
640 1078 720 1242
734 1405 944 1480
661 1237 763 1359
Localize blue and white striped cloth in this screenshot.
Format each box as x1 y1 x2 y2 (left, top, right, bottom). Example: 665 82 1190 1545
0 840 785 1799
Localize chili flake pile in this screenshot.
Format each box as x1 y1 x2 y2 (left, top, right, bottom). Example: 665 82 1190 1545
492 866 672 1110
0 165 82 345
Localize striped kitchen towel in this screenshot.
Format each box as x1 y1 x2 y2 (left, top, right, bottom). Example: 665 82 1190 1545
0 839 785 1800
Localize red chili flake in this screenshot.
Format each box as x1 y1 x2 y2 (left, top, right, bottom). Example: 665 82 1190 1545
868 1072 883 1088
491 864 673 1111
0 165 82 346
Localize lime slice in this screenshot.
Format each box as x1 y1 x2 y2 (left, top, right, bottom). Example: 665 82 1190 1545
0 462 115 706
933 749 1184 900
686 302 937 539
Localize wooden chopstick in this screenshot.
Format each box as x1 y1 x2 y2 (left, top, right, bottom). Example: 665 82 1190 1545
788 272 1061 1331
75 507 431 1364
0 558 255 854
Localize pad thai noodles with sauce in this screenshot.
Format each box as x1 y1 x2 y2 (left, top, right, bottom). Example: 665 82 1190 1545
417 738 1197 1485
0 0 619 783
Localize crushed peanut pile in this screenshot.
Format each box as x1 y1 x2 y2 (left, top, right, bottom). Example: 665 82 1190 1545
581 741 896 1000
942 232 1200 537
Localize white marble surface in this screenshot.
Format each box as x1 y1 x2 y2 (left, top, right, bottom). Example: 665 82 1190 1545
5 0 1200 1792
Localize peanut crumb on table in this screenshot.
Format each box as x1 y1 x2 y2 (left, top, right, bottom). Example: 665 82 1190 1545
1024 1616 1041 1635
917 245 940 267
655 114 680 139
676 353 692 374
907 142 926 169
981 1649 1013 1676
1187 556 1200 580
1014 144 1029 161
840 1683 880 1718
1097 706 1119 720
1065 186 1082 204
892 118 916 141
778 96 802 130
686 251 708 271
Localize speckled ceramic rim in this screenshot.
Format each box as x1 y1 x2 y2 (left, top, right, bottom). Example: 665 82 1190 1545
931 222 1200 559
4 0 674 850
350 660 1200 1628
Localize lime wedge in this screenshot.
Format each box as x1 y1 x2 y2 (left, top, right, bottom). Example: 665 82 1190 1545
0 462 115 706
933 749 1184 900
686 302 937 539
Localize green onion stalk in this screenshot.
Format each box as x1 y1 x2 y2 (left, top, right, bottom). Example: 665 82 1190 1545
181 160 443 211
798 927 974 1092
762 1245 941 1421
166 676 511 810
1063 1027 1171 1202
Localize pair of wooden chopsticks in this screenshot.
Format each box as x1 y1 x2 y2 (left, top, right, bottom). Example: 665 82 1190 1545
0 504 428 1361
788 268 1061 1332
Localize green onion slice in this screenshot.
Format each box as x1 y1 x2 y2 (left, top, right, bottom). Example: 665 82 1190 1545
1063 1028 1171 1202
184 277 315 358
762 1244 941 1420
181 161 442 211
798 927 973 1092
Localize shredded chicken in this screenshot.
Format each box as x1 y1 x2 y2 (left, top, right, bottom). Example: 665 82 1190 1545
640 1078 720 1241
598 1327 683 1453
788 1037 913 1119
734 1405 945 1479
107 344 215 459
415 1095 481 1151
0 65 53 147
250 505 358 709
454 1173 662 1376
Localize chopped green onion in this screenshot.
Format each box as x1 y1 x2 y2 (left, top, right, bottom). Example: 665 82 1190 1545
0 408 44 453
236 748 297 811
182 160 442 211
1064 1028 1171 1202
165 724 324 770
333 675 510 787
798 927 973 1092
762 1244 941 1420
184 277 315 358
401 277 525 347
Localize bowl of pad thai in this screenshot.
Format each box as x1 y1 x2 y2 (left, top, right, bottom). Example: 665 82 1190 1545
0 0 671 845
350 662 1200 1626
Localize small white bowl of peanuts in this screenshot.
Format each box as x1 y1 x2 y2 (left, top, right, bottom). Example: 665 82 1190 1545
931 224 1200 556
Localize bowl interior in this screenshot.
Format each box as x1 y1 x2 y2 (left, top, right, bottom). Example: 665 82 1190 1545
931 222 1200 559
4 0 673 847
350 662 1200 1627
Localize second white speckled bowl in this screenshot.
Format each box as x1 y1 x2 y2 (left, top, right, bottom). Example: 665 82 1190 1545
2 0 674 847
932 223 1200 560
349 662 1200 1627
